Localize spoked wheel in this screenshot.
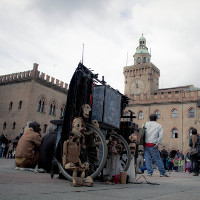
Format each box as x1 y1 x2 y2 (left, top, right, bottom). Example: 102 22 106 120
109 132 131 172
57 123 108 181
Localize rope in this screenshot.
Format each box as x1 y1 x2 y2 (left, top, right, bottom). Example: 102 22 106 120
135 175 160 185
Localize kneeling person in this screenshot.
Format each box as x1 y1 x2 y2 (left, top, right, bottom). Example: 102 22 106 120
15 122 42 168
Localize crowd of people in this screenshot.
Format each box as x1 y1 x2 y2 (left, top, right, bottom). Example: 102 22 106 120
136 114 200 177
0 133 18 159
1 115 200 178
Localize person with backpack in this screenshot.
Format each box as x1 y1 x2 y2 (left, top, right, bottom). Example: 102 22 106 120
142 114 169 177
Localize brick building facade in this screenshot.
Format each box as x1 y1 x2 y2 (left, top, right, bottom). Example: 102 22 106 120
0 63 68 139
124 35 200 157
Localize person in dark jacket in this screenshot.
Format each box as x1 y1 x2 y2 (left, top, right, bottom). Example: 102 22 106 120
160 146 168 170
38 125 57 172
189 128 200 176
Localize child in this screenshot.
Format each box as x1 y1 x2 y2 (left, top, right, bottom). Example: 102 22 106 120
173 155 179 172
178 157 184 172
185 160 191 173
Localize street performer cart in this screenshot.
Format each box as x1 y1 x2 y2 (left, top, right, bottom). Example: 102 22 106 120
51 63 135 182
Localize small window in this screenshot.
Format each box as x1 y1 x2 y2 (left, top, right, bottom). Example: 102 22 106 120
12 122 16 129
172 109 178 118
18 101 22 109
43 124 48 133
143 57 146 63
137 57 141 64
172 128 178 138
155 110 160 119
3 122 7 130
189 108 195 118
138 111 144 120
9 102 13 110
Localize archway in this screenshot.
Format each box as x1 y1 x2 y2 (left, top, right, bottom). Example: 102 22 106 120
170 150 177 158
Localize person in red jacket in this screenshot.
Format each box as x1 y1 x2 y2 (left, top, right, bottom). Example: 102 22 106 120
15 121 42 168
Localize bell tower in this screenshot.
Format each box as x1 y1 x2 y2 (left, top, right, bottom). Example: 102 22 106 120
124 35 160 99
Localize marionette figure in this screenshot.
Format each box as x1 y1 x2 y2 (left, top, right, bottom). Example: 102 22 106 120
82 104 91 119
128 133 138 157
127 133 137 183
62 117 93 187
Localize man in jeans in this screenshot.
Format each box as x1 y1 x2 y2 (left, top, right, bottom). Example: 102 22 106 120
143 114 169 177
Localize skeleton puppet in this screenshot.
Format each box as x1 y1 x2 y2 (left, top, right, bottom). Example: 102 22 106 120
62 117 93 186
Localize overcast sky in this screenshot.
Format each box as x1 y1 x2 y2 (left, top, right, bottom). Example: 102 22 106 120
1 0 200 93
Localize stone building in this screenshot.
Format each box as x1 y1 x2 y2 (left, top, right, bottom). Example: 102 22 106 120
0 63 68 139
124 35 200 157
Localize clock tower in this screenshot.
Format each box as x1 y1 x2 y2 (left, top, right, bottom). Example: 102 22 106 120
124 35 160 99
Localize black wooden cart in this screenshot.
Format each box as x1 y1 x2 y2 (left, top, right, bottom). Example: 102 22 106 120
51 63 136 181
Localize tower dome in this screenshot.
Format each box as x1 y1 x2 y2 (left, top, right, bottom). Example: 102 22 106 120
134 34 151 64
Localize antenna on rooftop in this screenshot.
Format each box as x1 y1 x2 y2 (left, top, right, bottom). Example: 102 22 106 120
126 52 128 66
82 43 84 64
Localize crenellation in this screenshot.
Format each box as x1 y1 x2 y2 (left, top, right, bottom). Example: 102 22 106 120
133 90 200 104
56 79 59 86
0 63 68 91
46 75 50 82
65 83 68 90
51 77 55 84
40 72 45 80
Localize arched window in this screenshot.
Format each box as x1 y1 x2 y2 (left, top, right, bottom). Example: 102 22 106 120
172 109 178 118
37 96 46 113
3 122 7 130
189 108 195 118
38 100 41 112
60 103 66 118
172 128 178 138
138 111 144 120
155 110 160 119
49 104 55 116
12 122 16 129
49 99 57 116
143 57 146 63
9 101 13 110
18 101 22 109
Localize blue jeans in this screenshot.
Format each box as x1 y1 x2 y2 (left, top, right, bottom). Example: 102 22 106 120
144 146 165 175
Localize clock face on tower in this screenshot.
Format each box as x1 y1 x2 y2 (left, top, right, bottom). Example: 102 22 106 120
130 79 145 95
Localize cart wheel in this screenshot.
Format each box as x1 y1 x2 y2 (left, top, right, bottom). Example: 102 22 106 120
109 133 131 172
57 123 108 181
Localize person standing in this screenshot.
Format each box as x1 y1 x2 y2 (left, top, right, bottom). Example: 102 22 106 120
173 155 179 172
143 114 168 177
178 157 183 172
189 128 200 176
160 146 168 170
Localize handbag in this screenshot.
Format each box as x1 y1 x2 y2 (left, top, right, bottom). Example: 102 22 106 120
190 147 198 156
